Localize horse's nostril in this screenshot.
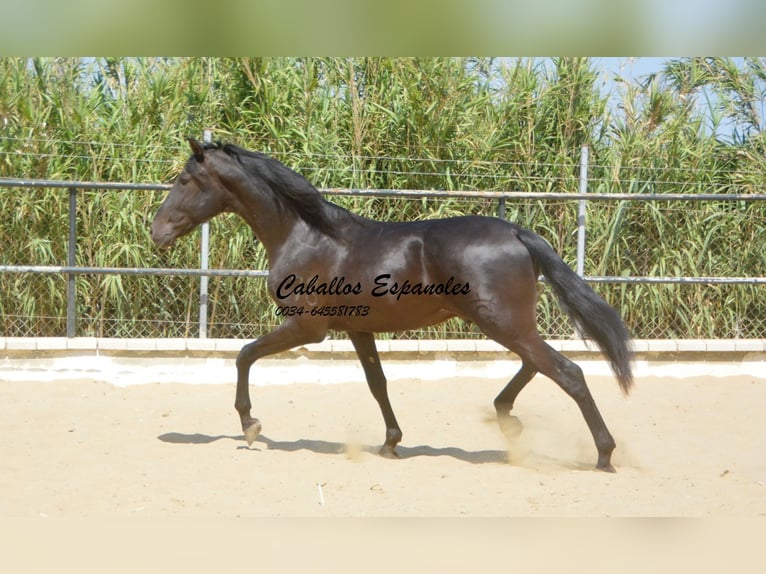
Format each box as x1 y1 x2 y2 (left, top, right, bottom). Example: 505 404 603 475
150 220 173 248
154 231 175 250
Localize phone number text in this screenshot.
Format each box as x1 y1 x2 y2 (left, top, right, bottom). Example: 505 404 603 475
274 305 370 317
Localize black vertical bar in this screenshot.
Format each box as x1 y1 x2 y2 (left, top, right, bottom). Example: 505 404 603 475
67 187 77 337
497 196 506 220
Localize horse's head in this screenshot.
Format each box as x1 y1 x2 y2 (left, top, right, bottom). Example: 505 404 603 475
151 138 232 249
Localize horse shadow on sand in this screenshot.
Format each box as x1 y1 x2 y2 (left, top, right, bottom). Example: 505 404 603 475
157 431 510 464
157 431 589 469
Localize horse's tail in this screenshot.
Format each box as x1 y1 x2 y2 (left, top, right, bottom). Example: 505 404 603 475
513 226 634 395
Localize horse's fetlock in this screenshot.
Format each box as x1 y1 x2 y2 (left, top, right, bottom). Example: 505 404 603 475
494 397 512 414
386 428 403 446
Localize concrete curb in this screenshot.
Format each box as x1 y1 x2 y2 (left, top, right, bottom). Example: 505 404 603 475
2 336 765 357
1 337 764 387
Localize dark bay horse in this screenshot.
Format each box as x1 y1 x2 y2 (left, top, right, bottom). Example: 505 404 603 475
151 138 633 471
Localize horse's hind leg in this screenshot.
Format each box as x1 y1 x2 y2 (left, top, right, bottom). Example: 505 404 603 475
494 362 537 440
490 330 617 471
518 335 617 471
348 331 402 458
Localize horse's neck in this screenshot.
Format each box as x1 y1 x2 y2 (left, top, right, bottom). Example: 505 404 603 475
229 178 364 257
230 186 299 254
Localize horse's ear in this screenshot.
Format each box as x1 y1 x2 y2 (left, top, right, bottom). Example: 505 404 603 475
188 137 205 162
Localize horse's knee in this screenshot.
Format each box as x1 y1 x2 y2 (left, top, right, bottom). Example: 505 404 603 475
236 341 259 370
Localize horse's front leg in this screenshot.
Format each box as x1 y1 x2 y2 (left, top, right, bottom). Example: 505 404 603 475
235 319 326 446
347 330 402 458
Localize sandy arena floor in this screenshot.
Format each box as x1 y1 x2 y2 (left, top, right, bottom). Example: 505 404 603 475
1 370 764 518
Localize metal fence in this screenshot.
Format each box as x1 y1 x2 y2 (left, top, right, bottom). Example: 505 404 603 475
2 154 765 340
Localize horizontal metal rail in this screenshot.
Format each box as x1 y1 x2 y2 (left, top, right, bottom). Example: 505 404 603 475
2 265 764 285
585 276 766 285
3 177 766 202
0 178 171 191
323 188 766 202
0 265 268 278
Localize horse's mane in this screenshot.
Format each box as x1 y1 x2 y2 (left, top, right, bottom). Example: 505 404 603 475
204 141 344 237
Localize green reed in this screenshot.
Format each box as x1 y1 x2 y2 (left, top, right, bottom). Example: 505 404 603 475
1 57 764 339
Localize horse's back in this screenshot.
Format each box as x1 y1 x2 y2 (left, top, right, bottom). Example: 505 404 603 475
419 215 532 266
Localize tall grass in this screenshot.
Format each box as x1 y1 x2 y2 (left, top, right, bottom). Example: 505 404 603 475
1 57 764 339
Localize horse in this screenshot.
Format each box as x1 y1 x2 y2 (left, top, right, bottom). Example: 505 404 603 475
151 138 633 472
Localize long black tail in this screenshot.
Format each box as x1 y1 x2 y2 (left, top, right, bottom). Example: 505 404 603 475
513 225 634 394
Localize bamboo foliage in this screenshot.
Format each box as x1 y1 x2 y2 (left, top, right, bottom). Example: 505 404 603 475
0 57 764 339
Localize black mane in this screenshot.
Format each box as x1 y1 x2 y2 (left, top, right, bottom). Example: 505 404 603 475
206 142 343 237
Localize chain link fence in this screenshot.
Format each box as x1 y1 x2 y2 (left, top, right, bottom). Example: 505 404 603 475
4 279 762 340
1 180 764 341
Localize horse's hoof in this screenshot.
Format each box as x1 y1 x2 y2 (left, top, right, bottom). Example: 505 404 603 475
379 445 400 459
498 415 524 439
243 419 262 446
596 462 616 473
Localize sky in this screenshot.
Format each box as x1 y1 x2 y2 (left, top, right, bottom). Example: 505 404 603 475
595 58 669 81
593 58 729 139
560 57 762 141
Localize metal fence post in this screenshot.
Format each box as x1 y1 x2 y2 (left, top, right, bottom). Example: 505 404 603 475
67 187 77 337
198 129 212 338
576 145 589 277
497 196 506 220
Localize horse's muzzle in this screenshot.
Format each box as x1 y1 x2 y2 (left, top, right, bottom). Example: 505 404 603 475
151 220 177 250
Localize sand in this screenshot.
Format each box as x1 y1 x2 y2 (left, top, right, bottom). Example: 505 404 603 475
1 371 764 518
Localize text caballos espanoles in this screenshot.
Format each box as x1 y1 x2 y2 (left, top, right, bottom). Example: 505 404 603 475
275 273 471 302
